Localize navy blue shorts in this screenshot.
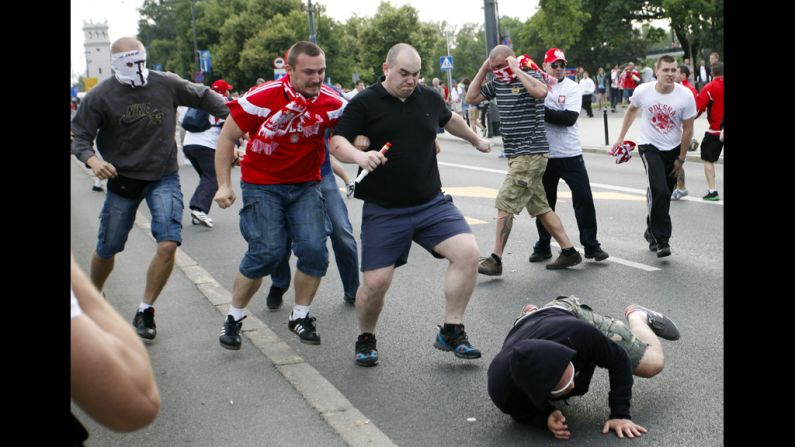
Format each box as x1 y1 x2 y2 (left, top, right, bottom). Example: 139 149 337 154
360 193 471 271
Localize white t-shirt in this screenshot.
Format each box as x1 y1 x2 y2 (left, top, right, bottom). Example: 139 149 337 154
579 78 595 95
71 288 82 319
177 106 223 149
630 82 697 151
544 77 582 158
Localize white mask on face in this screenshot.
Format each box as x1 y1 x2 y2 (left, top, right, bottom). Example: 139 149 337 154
111 50 149 87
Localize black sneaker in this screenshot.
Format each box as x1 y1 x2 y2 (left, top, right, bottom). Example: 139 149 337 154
433 324 482 359
644 229 657 252
266 285 287 311
656 243 671 258
624 304 680 341
703 191 720 201
91 185 104 192
354 332 379 367
288 315 321 345
219 315 246 350
343 293 356 305
529 249 552 262
132 308 156 341
584 246 609 261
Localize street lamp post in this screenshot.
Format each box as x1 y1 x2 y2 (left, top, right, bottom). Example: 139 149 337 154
191 0 200 76
307 0 317 44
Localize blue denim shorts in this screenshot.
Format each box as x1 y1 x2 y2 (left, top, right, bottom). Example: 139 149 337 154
96 173 183 259
360 193 471 271
238 181 331 279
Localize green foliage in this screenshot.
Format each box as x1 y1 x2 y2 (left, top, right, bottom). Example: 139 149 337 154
132 0 722 94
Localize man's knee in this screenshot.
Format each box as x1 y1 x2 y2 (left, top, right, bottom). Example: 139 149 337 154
156 241 178 258
363 271 392 295
634 351 664 378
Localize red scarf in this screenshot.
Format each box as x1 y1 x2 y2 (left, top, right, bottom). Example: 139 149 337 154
491 54 557 86
260 75 322 140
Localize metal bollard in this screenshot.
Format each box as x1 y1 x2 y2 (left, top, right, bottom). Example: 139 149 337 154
603 109 609 145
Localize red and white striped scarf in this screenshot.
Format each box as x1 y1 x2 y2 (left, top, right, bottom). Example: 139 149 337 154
260 75 322 140
491 54 557 86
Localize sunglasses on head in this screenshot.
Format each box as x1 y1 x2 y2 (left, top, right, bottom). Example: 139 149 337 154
550 62 565 69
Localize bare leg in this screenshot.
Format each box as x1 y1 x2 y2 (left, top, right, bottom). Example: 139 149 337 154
293 270 321 306
90 251 115 292
434 234 479 324
231 272 263 309
676 168 686 190
704 161 717 190
492 210 514 256
142 241 178 305
356 266 395 333
536 211 574 249
628 313 664 378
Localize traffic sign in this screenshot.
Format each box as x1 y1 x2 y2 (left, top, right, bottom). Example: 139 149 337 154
273 57 285 68
440 56 453 71
274 68 287 80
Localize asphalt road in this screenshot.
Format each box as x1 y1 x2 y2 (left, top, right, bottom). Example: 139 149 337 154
70 134 723 446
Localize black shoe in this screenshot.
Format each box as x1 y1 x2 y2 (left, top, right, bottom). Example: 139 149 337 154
584 246 609 261
644 229 657 252
91 185 104 192
355 332 379 367
288 315 321 345
343 293 356 305
132 308 156 341
529 249 552 263
656 243 671 258
266 285 287 311
433 324 482 359
219 315 246 350
624 304 680 341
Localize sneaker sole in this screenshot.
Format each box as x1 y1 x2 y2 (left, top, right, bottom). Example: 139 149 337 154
546 258 582 269
432 342 482 359
191 217 213 228
298 338 321 345
355 358 378 367
584 253 609 261
219 340 241 350
657 248 671 258
266 304 283 311
529 254 552 262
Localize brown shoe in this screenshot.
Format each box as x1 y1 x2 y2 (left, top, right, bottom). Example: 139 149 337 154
478 256 502 276
546 251 582 270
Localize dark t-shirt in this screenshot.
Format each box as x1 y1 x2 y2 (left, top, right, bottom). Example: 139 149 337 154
334 79 451 207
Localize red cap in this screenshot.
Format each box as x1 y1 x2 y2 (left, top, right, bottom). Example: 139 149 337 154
544 48 567 65
211 79 233 94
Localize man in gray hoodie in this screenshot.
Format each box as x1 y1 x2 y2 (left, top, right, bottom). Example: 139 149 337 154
71 37 228 342
487 296 679 440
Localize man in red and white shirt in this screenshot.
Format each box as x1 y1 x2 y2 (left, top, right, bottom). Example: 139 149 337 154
213 41 349 349
621 62 641 104
696 62 724 201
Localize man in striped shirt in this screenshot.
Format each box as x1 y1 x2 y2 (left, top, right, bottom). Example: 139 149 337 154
466 45 582 275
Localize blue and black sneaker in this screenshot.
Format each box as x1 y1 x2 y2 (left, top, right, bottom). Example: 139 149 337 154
433 324 481 359
355 332 379 367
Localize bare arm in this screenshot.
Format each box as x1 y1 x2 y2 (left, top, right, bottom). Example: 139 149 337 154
614 105 640 147
465 59 491 104
507 56 548 99
443 113 491 153
71 256 160 431
671 117 695 177
329 135 387 172
214 116 245 209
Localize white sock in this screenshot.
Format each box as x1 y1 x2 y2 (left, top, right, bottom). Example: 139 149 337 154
94 178 103 186
228 305 246 321
708 189 717 193
290 305 310 321
138 302 153 312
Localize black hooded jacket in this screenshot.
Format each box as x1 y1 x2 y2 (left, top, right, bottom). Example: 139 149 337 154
487 308 634 427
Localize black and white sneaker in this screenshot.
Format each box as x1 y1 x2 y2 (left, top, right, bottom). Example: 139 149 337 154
219 315 246 350
190 209 213 228
132 308 157 341
288 315 321 345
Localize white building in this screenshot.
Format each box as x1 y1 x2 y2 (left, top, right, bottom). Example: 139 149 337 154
83 20 111 82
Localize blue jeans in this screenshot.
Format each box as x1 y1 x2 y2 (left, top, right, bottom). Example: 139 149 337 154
271 172 360 298
237 181 331 279
96 173 183 259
